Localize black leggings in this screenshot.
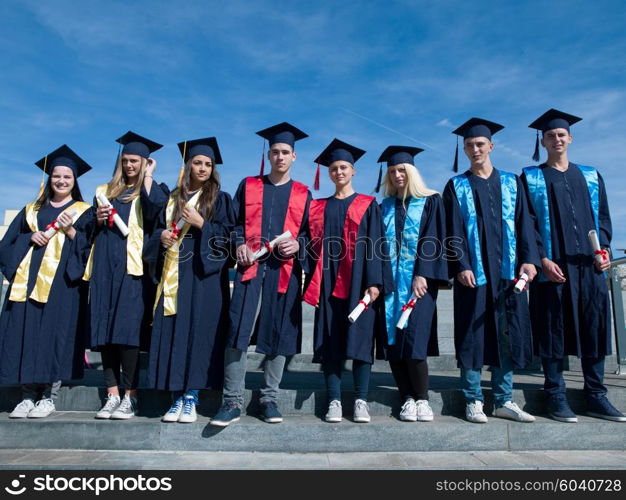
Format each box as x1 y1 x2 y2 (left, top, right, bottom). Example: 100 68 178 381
389 359 429 401
100 345 140 391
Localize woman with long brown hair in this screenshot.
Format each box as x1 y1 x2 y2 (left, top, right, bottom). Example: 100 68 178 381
147 137 235 423
85 131 168 420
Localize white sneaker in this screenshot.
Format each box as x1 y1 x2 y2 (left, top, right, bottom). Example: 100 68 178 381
9 399 35 418
178 396 197 423
28 398 55 418
494 401 535 423
96 394 121 419
353 399 371 423
161 397 183 423
110 394 137 420
325 400 342 423
416 399 434 422
465 400 488 423
399 398 417 422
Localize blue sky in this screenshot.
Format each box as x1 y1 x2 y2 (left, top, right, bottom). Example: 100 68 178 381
1 0 625 247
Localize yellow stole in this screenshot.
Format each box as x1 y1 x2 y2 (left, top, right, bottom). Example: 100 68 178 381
153 189 201 316
83 184 144 280
9 200 92 303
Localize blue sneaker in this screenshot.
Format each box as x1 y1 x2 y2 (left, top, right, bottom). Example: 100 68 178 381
162 396 183 423
178 395 198 423
210 401 241 427
260 401 283 423
547 394 578 423
587 397 626 422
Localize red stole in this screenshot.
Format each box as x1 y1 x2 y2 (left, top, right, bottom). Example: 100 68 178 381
303 194 374 306
241 176 308 293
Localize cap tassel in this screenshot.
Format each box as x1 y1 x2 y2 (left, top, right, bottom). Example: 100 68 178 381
177 141 187 188
259 141 266 177
453 138 459 172
313 163 320 191
375 162 383 193
532 130 540 162
37 155 47 200
112 143 122 176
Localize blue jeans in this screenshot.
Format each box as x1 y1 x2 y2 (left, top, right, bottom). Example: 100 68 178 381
542 356 607 401
171 389 199 402
223 347 286 407
461 286 514 407
323 359 371 402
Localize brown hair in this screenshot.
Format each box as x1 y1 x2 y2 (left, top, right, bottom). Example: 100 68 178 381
172 158 221 223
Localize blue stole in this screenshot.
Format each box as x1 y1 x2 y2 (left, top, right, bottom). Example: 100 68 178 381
451 170 517 286
382 196 426 344
523 164 600 281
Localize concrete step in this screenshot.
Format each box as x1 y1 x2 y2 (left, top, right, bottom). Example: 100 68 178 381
0 413 624 453
2 370 625 417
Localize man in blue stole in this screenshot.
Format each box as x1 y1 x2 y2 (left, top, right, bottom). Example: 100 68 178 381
522 109 625 423
443 118 541 424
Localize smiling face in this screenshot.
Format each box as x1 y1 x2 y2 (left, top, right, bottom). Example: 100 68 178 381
121 153 143 181
50 166 75 197
387 164 408 190
189 154 213 184
268 143 296 174
328 160 355 188
541 127 572 155
463 136 493 167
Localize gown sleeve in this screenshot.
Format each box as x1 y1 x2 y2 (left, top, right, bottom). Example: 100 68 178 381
0 207 32 282
65 207 97 282
514 175 542 268
443 180 472 278
199 191 237 277
413 194 449 282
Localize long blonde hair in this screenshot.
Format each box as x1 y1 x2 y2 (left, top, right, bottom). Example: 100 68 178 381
382 163 438 201
105 155 148 202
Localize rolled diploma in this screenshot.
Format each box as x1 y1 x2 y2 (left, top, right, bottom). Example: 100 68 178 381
588 230 606 264
348 293 371 324
252 230 293 261
43 209 77 238
171 217 186 238
396 293 418 330
514 272 529 294
96 192 130 237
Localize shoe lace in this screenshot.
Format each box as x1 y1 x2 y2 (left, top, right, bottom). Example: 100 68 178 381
167 398 184 414
15 399 33 411
416 400 430 412
355 400 369 411
182 397 196 415
102 395 120 411
401 399 416 412
36 399 54 410
329 400 341 409
117 396 132 412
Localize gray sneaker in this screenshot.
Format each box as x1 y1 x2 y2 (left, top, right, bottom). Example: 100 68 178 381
353 399 371 423
9 399 35 418
28 398 55 418
325 400 342 423
110 394 137 420
96 394 121 419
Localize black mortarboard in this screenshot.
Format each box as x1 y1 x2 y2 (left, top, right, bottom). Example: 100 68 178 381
528 109 582 161
451 117 504 172
35 144 92 178
177 137 223 164
377 145 424 167
116 131 163 159
314 138 366 167
255 122 308 148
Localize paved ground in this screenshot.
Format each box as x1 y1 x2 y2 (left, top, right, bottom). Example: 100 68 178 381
0 449 625 470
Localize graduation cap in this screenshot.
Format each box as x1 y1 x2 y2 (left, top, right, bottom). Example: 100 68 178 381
35 144 92 178
312 138 366 191
177 137 223 164
255 122 308 176
375 145 425 193
116 131 163 159
528 109 582 162
451 118 504 172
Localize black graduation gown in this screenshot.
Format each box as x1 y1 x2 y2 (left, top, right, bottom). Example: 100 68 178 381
146 191 236 392
309 193 387 364
443 169 541 370
87 184 168 350
521 164 612 359
0 201 95 384
383 194 448 361
227 177 311 357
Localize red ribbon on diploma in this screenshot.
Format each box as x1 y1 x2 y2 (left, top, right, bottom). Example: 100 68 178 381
358 300 369 311
402 298 417 312
595 249 609 262
171 222 181 239
108 208 118 228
